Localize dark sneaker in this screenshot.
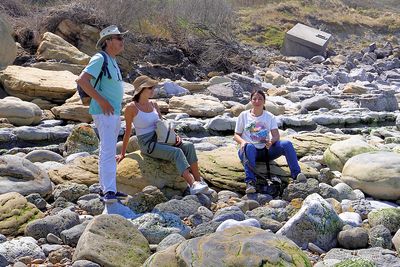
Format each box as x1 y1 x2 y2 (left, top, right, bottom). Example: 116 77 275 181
245 181 256 194
115 191 128 198
102 191 118 204
100 191 128 198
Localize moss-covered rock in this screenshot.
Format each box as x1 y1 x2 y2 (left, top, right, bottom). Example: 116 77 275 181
116 152 187 198
286 133 350 158
198 144 318 193
335 258 375 267
73 214 151 267
64 123 98 156
277 193 343 251
0 192 44 236
143 226 311 267
323 136 378 172
368 208 400 234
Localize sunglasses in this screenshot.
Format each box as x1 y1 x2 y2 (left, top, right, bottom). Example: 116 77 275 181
143 86 155 90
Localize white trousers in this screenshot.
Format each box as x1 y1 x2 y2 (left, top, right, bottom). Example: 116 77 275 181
92 114 121 194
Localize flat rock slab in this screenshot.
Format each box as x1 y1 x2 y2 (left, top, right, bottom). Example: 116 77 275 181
0 66 77 103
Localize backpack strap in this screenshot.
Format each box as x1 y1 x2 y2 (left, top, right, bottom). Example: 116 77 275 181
93 51 112 89
98 51 112 79
265 147 271 180
242 143 271 180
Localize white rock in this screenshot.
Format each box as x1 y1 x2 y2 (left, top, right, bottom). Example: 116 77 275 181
216 218 260 232
339 212 362 227
66 152 91 164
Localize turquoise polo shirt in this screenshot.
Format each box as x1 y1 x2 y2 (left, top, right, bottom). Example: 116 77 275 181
83 52 124 115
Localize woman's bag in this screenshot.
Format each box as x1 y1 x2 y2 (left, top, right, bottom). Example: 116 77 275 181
155 119 176 145
146 119 178 154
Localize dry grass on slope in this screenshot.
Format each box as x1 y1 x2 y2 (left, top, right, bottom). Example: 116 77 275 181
233 0 400 49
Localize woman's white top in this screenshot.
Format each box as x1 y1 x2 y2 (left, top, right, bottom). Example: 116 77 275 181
132 104 159 136
234 110 278 149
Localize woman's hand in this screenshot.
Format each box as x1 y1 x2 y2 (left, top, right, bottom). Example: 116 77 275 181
265 140 273 149
116 154 125 164
175 135 182 146
240 142 247 152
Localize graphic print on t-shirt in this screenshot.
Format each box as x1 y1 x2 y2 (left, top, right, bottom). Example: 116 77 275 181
245 121 269 144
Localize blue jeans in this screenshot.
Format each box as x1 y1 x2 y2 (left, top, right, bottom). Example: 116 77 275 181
238 140 301 183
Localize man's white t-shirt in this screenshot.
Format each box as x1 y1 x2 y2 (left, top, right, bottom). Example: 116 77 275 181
235 110 278 149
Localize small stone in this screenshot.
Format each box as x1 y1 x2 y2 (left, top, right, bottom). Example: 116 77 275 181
47 233 63 244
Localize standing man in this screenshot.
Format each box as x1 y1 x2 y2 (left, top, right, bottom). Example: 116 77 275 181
76 25 127 203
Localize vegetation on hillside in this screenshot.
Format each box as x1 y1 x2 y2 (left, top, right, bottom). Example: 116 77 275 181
1 0 399 53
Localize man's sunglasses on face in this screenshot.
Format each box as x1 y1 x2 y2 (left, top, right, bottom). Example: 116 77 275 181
111 36 124 41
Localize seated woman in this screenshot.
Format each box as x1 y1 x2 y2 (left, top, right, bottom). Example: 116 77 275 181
116 75 209 195
233 89 305 194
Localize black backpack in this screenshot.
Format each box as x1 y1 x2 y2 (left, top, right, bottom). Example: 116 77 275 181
77 51 111 106
242 144 286 197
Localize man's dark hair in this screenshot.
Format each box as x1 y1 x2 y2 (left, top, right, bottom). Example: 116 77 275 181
101 40 108 50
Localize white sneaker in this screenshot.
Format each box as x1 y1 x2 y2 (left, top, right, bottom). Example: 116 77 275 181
199 178 215 195
190 181 209 195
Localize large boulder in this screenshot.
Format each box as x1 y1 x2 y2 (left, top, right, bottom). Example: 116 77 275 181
341 151 400 200
0 192 44 236
48 156 99 186
168 94 225 117
0 155 52 197
0 17 16 68
116 152 187 198
205 82 244 102
0 66 77 103
358 91 399 112
73 214 151 267
264 71 290 86
25 210 80 239
198 145 318 193
31 62 84 75
324 247 400 266
36 32 90 65
54 20 99 58
0 237 45 265
51 91 92 122
286 133 350 158
143 226 311 267
0 96 42 126
301 95 341 111
277 193 343 251
323 136 378 172
52 103 92 123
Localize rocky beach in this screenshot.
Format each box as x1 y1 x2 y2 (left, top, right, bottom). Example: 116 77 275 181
1 2 400 266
